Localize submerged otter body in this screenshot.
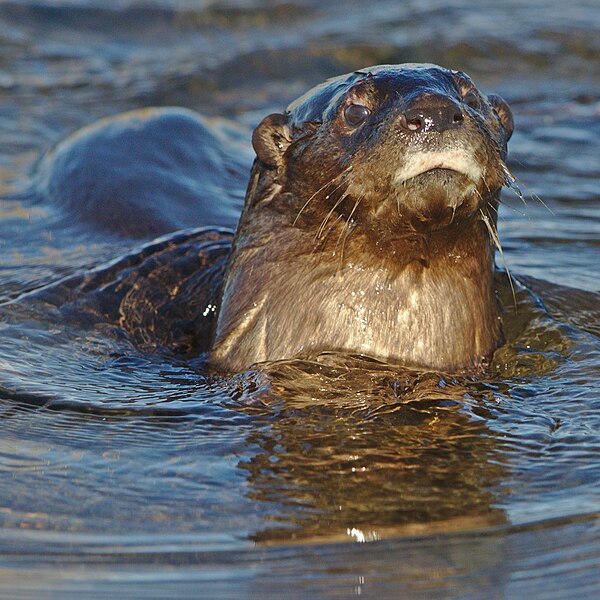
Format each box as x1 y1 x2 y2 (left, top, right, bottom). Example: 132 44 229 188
210 63 514 372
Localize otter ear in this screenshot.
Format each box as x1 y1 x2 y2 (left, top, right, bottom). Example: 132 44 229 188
488 94 514 141
252 113 292 168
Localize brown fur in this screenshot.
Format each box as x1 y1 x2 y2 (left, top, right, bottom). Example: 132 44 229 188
211 64 513 372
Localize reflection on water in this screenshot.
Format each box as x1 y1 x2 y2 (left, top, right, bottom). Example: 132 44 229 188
0 0 599 596
239 359 509 543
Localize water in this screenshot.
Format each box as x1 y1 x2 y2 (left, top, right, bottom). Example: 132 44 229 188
0 0 599 597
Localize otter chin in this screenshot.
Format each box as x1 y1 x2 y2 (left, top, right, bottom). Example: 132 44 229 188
210 63 514 373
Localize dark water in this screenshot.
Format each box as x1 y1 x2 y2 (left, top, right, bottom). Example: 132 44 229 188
1 0 599 597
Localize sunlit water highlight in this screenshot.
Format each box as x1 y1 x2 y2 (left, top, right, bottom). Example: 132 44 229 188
0 0 599 597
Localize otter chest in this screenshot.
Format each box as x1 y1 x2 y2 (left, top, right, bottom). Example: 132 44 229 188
212 258 500 372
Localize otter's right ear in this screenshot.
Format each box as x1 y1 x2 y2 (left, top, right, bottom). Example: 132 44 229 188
252 113 292 169
488 94 514 142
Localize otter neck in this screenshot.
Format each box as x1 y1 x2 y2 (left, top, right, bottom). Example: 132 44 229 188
211 185 502 373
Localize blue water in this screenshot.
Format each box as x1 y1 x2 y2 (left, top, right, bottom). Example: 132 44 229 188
0 1 599 597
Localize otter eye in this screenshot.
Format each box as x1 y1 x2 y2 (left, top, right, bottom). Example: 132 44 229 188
463 91 480 110
344 103 370 127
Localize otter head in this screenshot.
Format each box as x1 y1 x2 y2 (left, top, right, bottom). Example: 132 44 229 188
251 64 513 238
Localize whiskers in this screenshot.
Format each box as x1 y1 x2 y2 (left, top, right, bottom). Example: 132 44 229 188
291 164 364 262
316 191 350 239
292 165 353 227
334 193 364 268
500 161 553 215
479 205 517 309
478 159 553 309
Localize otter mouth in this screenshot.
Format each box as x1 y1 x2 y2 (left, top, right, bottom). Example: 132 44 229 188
394 151 482 186
412 167 467 181
388 153 484 230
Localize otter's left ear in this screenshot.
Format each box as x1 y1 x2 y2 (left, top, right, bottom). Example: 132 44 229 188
252 113 292 169
487 94 514 142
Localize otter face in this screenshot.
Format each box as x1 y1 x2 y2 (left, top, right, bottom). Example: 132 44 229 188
252 64 513 236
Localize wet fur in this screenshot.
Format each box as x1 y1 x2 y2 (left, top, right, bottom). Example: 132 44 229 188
211 64 513 372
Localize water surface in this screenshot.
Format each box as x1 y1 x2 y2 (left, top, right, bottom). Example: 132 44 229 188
0 0 599 597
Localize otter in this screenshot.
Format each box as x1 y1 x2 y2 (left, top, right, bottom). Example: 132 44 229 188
210 63 514 373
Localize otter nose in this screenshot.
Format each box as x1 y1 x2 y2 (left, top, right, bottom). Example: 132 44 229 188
399 94 464 133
